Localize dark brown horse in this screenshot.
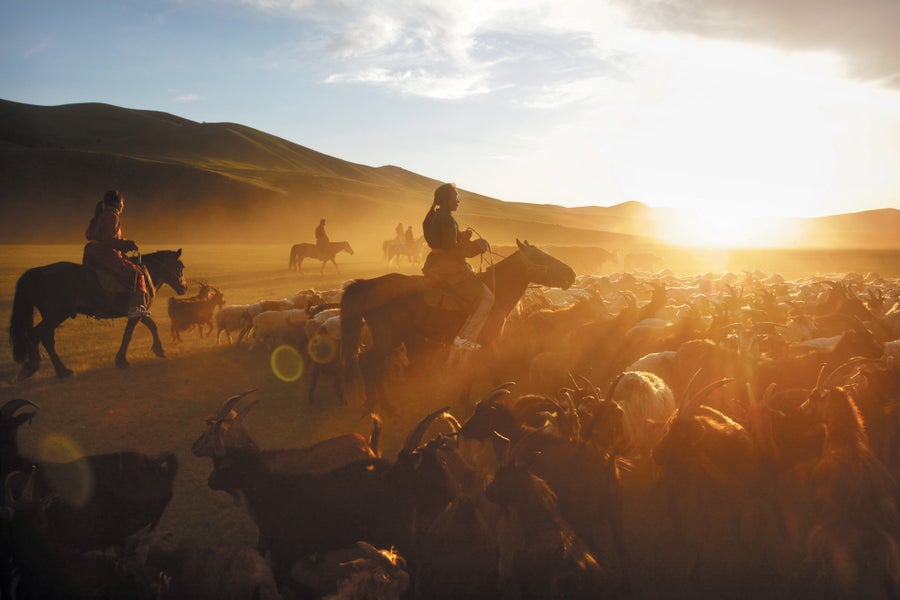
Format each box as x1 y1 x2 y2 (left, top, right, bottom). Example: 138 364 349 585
288 241 354 274
340 240 576 410
9 249 188 380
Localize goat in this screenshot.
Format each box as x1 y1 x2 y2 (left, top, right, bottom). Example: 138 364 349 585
799 358 900 598
3 468 166 600
485 437 611 599
651 375 786 575
324 541 410 600
202 407 460 583
458 386 631 591
133 529 282 600
167 283 225 341
0 399 178 554
191 390 381 489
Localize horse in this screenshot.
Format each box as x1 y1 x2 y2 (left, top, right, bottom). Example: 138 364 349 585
382 236 426 267
9 249 188 380
340 240 576 411
289 241 354 274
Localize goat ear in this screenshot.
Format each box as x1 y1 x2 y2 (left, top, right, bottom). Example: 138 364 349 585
176 248 182 258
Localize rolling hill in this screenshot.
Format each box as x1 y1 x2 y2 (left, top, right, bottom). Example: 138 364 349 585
1 98 897 250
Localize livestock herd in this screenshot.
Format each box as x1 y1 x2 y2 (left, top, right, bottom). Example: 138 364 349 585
5 255 900 599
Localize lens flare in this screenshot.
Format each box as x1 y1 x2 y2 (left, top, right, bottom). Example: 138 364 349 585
307 333 338 365
270 344 305 382
37 433 94 508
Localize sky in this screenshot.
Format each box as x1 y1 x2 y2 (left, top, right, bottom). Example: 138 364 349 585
3 0 900 220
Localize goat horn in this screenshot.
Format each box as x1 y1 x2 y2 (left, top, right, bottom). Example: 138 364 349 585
679 368 703 413
478 386 512 410
492 431 512 466
1 398 40 418
606 372 626 404
681 377 733 418
402 406 452 454
821 356 884 390
213 389 257 421
355 541 389 565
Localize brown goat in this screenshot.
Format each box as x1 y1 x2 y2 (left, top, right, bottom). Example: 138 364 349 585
168 283 225 341
799 358 900 597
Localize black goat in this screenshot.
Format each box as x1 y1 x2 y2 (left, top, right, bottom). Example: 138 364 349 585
134 529 282 600
0 399 178 554
457 386 630 592
2 469 164 600
205 407 460 584
485 442 610 599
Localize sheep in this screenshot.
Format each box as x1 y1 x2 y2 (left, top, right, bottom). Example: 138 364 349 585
0 399 178 555
606 370 676 457
167 283 225 341
799 358 900 597
214 304 253 345
247 308 309 352
133 529 282 600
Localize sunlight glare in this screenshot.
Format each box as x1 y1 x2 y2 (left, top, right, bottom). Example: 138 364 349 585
270 344 305 382
657 208 794 248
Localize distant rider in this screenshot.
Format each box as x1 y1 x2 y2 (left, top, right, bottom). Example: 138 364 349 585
315 218 329 259
422 182 493 351
82 189 150 318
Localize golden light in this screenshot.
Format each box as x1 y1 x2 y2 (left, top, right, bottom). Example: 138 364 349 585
656 208 795 248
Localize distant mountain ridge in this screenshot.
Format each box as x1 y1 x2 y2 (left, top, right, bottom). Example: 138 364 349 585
0 98 896 249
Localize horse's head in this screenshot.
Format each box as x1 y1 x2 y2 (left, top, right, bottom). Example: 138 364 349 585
516 239 575 289
343 242 355 255
146 248 188 295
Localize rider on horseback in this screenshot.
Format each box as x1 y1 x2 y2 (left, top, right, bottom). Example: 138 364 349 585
422 182 493 351
316 218 330 260
82 190 150 318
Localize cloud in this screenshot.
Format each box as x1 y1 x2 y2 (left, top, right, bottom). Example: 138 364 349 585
174 93 203 102
236 0 634 101
615 0 900 87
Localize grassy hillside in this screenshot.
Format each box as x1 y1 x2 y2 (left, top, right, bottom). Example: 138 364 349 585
1 99 897 250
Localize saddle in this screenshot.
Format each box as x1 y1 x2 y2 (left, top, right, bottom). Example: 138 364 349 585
419 274 469 312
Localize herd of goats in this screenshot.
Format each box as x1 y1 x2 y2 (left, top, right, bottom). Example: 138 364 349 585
4 260 900 599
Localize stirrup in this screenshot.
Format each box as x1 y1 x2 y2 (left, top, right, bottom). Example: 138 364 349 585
127 305 151 318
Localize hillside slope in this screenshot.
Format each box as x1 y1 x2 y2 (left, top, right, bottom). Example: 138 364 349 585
0 99 896 249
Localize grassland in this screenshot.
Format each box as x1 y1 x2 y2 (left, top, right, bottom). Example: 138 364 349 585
2 242 899 596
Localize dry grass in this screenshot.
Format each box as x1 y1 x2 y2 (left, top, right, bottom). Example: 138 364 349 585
2 242 899 597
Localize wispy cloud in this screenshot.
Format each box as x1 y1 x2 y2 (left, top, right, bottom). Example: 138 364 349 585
174 93 203 102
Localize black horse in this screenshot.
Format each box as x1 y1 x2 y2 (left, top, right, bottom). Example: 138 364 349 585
340 240 576 410
9 249 188 380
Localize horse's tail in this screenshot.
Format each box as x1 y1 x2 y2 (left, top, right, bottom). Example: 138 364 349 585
10 268 39 363
288 246 296 270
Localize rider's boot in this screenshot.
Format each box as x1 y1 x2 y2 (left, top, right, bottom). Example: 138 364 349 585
126 290 150 318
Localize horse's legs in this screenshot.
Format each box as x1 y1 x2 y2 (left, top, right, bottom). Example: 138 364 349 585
306 365 321 404
115 317 141 368
34 317 73 378
141 315 166 358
